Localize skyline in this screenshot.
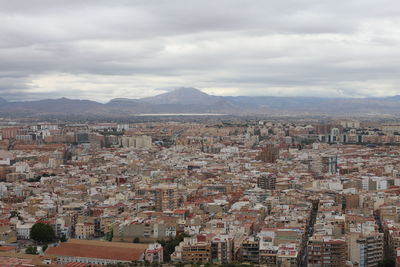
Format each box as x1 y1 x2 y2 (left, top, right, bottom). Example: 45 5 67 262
2 1 400 101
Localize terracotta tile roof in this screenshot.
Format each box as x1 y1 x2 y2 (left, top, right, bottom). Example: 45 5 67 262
173 209 187 214
0 256 34 266
46 241 147 262
67 239 148 249
0 246 15 252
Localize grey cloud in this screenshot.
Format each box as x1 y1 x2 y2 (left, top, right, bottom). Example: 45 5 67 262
1 0 400 101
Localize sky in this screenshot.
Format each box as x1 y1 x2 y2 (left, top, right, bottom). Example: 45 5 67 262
1 0 400 102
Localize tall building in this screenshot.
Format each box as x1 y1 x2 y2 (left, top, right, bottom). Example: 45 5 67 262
211 235 234 263
348 232 383 267
322 155 338 174
89 133 105 148
154 184 178 211
0 127 17 139
256 144 279 163
240 236 260 263
342 194 360 210
120 135 152 148
257 173 276 190
307 236 347 267
48 150 64 168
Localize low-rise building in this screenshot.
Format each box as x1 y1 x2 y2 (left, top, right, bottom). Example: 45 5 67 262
45 239 155 265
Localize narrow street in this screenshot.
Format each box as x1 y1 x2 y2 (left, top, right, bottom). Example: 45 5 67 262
374 211 392 262
299 199 319 266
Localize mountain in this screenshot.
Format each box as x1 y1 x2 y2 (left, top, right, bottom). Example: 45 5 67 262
108 87 242 114
383 95 400 101
0 98 107 117
227 95 400 115
139 87 224 105
2 88 400 118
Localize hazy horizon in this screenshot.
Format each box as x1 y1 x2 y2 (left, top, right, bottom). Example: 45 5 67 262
2 87 400 103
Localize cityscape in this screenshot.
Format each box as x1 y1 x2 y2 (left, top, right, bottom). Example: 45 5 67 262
1 110 400 266
2 1 400 266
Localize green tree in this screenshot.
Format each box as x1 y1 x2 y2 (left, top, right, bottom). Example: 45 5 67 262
157 233 188 262
378 258 395 267
60 234 67 242
30 223 56 244
28 175 41 182
105 229 113 242
25 245 38 255
9 210 19 218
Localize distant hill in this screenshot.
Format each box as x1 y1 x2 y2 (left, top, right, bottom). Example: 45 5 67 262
0 97 107 117
139 87 225 105
226 95 400 115
108 87 241 114
1 88 400 118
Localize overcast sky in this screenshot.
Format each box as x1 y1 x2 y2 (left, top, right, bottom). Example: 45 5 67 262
1 0 400 102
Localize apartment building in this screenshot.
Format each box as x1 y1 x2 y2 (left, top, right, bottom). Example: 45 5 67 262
154 184 179 211
348 232 383 267
171 235 211 263
307 236 347 267
257 173 277 190
211 235 234 263
75 222 95 239
240 236 260 263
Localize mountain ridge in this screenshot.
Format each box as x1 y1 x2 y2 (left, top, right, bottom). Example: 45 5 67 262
137 87 226 105
1 88 400 117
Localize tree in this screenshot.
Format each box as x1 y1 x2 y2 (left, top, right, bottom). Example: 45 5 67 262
378 258 395 267
9 210 19 218
105 229 113 242
157 233 189 262
25 245 38 255
27 175 41 182
60 234 67 242
30 223 56 244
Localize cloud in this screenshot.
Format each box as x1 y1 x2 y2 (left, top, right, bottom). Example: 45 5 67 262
1 0 400 101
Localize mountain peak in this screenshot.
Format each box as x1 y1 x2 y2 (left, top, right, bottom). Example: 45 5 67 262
157 87 210 98
0 97 7 103
171 87 207 94
139 87 220 105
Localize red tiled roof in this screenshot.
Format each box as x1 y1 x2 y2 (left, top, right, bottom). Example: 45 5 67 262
0 256 34 266
0 246 15 252
46 242 145 262
173 209 187 214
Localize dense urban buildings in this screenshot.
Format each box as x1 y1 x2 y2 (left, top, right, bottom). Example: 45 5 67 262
1 118 400 266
